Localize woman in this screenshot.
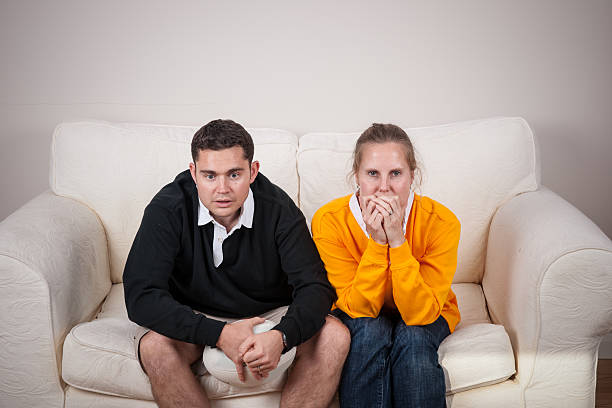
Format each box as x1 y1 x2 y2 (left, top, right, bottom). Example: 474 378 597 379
311 123 460 408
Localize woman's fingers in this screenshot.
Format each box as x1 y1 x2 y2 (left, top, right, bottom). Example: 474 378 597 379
363 199 381 224
374 203 391 217
373 212 383 224
374 195 401 215
365 198 377 216
371 197 391 211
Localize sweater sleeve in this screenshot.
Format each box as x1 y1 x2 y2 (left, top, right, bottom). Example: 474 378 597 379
312 213 390 319
272 207 336 350
123 204 226 346
389 217 460 326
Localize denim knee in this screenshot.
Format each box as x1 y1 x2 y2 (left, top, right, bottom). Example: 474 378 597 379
333 310 395 408
334 310 394 351
394 314 450 352
390 315 450 408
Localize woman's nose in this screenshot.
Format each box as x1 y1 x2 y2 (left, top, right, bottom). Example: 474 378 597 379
379 177 390 192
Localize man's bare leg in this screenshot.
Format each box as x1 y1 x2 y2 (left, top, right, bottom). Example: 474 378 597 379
281 316 350 408
139 331 209 408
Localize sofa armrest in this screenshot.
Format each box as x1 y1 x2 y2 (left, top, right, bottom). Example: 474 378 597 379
483 188 612 407
0 192 111 408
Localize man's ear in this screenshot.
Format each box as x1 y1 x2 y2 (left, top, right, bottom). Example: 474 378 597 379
250 160 260 183
189 162 197 183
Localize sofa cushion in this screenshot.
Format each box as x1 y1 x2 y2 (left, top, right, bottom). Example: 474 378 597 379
64 385 285 408
298 117 539 283
50 121 299 283
62 283 515 399
62 284 287 401
439 323 516 394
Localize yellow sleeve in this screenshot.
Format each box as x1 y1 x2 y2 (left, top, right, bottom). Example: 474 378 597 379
389 218 460 326
312 215 389 318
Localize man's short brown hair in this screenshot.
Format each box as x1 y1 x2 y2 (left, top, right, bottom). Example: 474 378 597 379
191 119 254 163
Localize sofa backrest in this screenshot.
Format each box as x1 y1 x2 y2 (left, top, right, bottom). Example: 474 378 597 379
298 117 539 283
51 117 538 285
51 121 298 283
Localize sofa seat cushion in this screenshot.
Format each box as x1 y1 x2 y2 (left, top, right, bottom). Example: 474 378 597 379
443 283 516 394
439 323 515 394
62 284 286 400
62 283 515 399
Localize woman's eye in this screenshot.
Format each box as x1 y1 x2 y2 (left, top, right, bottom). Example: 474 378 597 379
368 170 378 177
392 170 401 177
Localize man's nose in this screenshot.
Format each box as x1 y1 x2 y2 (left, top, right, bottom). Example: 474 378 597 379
217 177 230 192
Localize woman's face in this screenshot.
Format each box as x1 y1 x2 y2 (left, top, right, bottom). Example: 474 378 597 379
355 142 413 211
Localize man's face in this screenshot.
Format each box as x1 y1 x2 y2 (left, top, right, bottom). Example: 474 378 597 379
189 146 259 230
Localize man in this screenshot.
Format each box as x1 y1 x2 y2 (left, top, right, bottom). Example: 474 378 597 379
123 119 349 408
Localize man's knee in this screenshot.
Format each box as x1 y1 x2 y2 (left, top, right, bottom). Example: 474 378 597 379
321 315 351 357
139 331 200 376
298 316 350 361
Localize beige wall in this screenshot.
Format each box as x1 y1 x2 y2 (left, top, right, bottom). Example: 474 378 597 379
1 2 611 352
2 1 611 238
2 1 611 239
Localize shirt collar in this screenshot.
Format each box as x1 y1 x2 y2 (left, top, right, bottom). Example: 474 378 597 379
198 188 254 229
349 191 414 238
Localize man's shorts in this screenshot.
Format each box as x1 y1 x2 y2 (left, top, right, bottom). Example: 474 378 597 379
133 305 290 374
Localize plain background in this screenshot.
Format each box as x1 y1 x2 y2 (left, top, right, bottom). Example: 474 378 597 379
1 1 611 353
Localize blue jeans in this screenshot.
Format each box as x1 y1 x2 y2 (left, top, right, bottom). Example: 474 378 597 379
333 309 450 408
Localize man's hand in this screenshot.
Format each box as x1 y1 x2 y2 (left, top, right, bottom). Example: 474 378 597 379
372 194 406 248
239 329 284 381
216 317 265 382
359 195 388 245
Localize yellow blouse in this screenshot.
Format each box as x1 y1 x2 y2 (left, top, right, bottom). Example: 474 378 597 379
311 194 461 332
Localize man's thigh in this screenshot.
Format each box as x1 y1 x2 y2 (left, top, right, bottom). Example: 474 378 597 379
135 305 290 373
138 330 205 373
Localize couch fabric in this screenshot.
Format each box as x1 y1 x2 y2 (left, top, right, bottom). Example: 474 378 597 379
1 117 611 408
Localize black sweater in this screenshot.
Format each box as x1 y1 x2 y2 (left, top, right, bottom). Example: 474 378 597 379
123 170 336 350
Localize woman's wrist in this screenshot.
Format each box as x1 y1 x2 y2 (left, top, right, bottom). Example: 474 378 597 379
373 238 388 246
388 237 406 248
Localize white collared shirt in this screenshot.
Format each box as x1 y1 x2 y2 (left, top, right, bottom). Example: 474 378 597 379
349 191 414 239
198 189 254 267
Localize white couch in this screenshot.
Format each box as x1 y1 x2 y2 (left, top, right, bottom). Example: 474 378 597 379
1 117 611 408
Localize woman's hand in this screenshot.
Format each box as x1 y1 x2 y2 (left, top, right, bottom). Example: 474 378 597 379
371 194 406 248
359 195 388 245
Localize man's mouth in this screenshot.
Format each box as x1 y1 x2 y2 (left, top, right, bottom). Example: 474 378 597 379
214 199 232 208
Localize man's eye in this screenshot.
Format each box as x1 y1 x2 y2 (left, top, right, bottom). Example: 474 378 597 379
230 173 239 179
205 174 215 180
